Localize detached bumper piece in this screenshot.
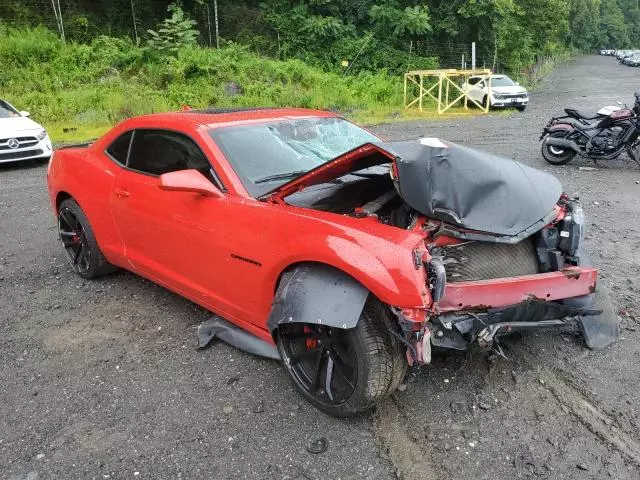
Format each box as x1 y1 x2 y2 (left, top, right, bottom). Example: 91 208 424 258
196 315 280 360
431 297 617 351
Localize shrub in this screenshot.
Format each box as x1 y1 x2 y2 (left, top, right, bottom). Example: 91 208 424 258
0 26 406 140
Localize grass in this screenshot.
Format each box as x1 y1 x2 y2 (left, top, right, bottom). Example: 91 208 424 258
0 26 520 144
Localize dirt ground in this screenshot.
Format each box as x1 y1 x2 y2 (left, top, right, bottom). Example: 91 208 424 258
1 55 640 480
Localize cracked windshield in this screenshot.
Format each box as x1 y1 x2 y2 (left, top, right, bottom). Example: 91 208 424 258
210 117 378 196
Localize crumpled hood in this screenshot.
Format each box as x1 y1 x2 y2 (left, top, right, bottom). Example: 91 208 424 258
267 138 563 237
387 139 562 236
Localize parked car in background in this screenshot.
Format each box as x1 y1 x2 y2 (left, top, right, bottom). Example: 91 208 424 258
599 49 616 55
617 50 640 63
0 99 51 164
622 53 640 67
462 74 529 111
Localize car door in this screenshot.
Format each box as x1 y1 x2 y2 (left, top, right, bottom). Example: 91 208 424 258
471 79 486 103
108 128 239 315
463 77 479 103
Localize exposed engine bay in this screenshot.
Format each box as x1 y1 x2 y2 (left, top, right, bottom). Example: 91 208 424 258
285 161 586 282
282 138 615 357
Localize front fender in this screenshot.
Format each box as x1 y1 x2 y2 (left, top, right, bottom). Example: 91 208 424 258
264 230 428 312
267 263 369 332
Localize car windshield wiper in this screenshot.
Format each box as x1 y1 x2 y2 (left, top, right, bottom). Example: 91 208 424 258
254 170 309 184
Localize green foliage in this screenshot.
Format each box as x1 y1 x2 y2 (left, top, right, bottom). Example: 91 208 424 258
147 3 199 53
369 3 431 36
3 0 640 144
5 0 640 78
0 27 406 140
598 0 630 48
569 0 600 51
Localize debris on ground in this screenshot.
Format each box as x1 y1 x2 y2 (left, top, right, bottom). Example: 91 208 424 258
306 437 328 454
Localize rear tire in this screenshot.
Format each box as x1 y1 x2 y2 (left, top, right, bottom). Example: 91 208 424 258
276 298 407 417
541 131 576 165
516 106 527 112
58 199 118 279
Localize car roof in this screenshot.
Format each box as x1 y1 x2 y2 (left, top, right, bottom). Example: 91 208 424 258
131 107 338 129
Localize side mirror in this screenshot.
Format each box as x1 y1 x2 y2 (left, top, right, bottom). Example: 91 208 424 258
515 81 520 86
159 169 224 198
19 110 30 117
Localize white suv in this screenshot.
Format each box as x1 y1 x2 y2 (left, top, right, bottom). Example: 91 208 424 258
0 99 52 164
462 74 529 111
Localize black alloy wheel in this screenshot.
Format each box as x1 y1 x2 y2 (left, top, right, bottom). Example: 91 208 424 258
57 198 117 279
278 324 358 406
58 206 91 275
276 299 408 417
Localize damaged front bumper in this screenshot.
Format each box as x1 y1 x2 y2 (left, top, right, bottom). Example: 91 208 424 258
438 267 598 312
404 267 619 364
431 298 602 351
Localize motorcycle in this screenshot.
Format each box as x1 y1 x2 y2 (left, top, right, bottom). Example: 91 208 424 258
562 104 621 123
540 93 640 165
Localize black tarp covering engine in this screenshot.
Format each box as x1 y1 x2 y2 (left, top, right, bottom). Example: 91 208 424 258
382 139 563 237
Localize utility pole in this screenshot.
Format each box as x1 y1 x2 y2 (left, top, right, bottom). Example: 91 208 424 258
130 0 139 45
492 33 498 72
214 0 219 49
471 42 476 70
206 3 212 48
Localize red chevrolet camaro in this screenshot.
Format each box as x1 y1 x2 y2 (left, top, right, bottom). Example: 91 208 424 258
47 108 616 416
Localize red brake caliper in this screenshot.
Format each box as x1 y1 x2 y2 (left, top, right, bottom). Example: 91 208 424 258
304 326 318 349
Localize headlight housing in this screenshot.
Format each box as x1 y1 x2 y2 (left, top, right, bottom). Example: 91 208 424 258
37 130 48 140
558 201 585 261
493 94 504 100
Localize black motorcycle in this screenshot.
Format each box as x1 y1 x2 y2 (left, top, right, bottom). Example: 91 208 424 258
540 93 640 165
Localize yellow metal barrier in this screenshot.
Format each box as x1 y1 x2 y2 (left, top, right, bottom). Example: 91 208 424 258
404 69 493 114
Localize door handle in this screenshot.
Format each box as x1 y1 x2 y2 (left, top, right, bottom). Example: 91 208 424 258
115 188 130 198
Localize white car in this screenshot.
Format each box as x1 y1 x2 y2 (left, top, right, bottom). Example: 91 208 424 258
0 99 52 164
462 74 529 111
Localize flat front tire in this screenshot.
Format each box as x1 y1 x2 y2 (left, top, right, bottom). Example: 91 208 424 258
58 198 117 279
277 298 407 417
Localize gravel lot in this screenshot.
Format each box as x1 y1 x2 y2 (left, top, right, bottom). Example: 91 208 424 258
1 55 639 480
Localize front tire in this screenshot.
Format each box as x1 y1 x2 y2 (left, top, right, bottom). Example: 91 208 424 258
516 105 527 112
58 199 117 279
541 131 576 165
276 298 407 417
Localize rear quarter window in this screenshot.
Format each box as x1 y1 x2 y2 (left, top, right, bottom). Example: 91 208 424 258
106 131 133 165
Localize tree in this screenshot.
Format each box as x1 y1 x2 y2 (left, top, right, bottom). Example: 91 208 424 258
369 3 431 37
569 0 600 51
147 2 199 53
599 0 630 48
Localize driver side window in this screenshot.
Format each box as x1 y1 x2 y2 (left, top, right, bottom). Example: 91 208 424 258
117 129 223 189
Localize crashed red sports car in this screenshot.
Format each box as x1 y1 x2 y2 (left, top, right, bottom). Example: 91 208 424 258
47 108 617 417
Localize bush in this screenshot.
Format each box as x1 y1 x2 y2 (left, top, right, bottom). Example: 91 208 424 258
0 27 406 139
